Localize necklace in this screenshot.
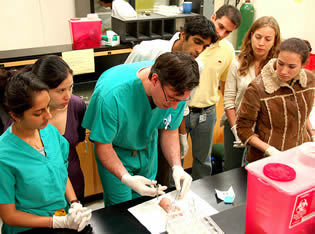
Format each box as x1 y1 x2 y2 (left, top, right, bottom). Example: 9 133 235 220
12 125 43 149
30 140 43 150
28 131 43 150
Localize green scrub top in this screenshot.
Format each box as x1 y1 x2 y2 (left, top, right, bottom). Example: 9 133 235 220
82 61 185 181
0 124 69 234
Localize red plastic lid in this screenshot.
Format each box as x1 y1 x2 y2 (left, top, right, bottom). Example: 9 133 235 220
263 163 296 182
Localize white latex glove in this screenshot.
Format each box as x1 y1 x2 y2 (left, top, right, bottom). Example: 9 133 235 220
312 135 315 142
68 202 92 231
69 202 84 213
264 146 281 156
53 207 91 232
121 173 167 196
231 125 245 148
179 133 189 159
172 165 192 200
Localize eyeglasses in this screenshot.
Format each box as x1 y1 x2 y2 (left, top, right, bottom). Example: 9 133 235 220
161 84 191 103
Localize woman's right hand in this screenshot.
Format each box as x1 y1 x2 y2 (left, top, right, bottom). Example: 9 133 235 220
53 206 91 232
264 146 281 156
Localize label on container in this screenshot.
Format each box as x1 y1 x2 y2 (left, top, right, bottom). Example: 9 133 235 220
289 187 315 228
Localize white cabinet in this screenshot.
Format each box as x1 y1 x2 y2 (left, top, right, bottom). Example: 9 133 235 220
0 0 75 51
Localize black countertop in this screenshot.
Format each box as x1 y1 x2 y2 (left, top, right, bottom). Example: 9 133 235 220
0 44 132 62
23 168 248 234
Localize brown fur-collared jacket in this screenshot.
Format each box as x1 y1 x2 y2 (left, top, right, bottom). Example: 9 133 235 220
237 58 315 163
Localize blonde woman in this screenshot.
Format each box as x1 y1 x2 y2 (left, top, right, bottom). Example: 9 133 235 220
222 16 281 170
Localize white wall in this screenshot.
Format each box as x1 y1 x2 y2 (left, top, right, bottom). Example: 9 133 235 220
252 0 315 49
1 0 314 51
39 0 76 47
215 0 314 50
0 0 75 51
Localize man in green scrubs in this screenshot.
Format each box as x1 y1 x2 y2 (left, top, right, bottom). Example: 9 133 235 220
82 52 199 206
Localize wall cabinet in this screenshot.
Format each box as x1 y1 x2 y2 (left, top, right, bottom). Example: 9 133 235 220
1 0 74 51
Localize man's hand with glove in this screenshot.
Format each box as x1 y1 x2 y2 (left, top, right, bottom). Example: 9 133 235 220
231 125 245 148
179 133 189 159
264 146 281 156
121 173 167 196
53 204 92 232
172 165 192 200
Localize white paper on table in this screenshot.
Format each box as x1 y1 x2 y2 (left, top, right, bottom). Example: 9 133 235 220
128 190 218 234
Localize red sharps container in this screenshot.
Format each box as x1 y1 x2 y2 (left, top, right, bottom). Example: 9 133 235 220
245 142 315 233
69 14 102 50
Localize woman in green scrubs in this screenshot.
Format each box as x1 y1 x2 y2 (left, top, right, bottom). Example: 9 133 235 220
0 71 91 234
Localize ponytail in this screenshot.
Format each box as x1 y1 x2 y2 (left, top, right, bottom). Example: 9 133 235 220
0 66 34 103
0 69 14 103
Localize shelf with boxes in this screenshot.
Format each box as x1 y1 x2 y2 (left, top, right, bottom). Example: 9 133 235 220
112 13 198 43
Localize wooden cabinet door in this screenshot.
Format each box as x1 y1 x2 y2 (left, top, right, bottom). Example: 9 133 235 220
76 132 103 197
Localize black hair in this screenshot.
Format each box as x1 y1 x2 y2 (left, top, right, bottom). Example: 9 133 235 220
215 5 242 28
3 71 48 118
32 55 73 89
184 15 218 43
0 69 13 104
279 38 310 65
149 52 199 95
